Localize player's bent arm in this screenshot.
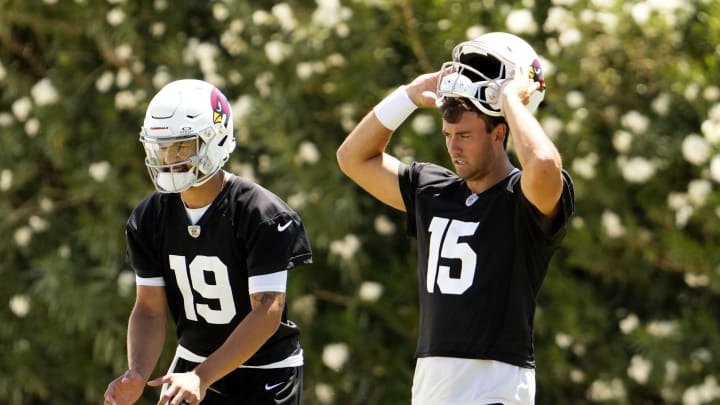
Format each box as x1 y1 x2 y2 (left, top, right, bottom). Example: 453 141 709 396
502 86 563 221
127 285 169 381
336 111 406 211
191 290 286 391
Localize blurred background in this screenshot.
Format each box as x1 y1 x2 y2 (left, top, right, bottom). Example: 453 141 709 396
1 0 719 404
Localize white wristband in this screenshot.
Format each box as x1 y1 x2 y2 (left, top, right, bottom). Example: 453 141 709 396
373 85 418 131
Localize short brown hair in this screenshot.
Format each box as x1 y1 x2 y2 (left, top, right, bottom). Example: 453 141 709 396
440 98 509 149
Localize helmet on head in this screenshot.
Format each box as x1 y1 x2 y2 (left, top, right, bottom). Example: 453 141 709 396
436 32 546 117
140 79 236 193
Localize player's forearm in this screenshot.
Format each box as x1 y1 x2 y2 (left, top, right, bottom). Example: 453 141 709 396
193 310 281 388
127 308 167 381
336 111 394 176
504 95 561 172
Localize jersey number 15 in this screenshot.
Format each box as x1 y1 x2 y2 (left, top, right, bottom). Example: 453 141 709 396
426 217 479 295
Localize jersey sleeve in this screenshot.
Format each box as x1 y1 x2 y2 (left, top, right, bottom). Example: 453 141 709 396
398 162 421 237
515 169 575 242
245 211 312 277
125 196 163 282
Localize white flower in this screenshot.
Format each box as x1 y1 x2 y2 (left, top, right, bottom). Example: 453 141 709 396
702 119 720 144
558 28 582 47
114 43 133 61
506 9 537 34
704 86 720 101
96 71 115 93
612 130 633 153
682 376 720 405
272 3 297 32
0 169 12 191
571 153 598 179
554 332 573 349
0 112 13 127
31 78 60 106
14 226 32 247
628 355 652 384
570 369 586 383
358 281 383 302
646 320 678 338
466 25 487 39
265 40 291 65
618 156 655 183
314 383 335 404
106 7 125 25
541 116 563 140
588 378 627 401
411 114 436 136
322 342 349 372
619 313 639 334
25 118 40 137
58 244 71 259
651 92 672 115
116 68 133 88
290 294 316 323
373 215 396 235
566 91 585 109
687 179 711 206
114 90 137 110
252 10 271 25
329 234 361 261
12 97 32 122
89 161 111 182
675 205 693 228
117 271 136 297
682 134 710 165
152 68 172 89
621 110 650 134
9 295 30 317
28 216 48 232
212 3 229 21
710 156 720 182
602 210 625 238
684 272 709 288
295 141 320 165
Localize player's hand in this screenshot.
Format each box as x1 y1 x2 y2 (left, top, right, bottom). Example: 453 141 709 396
148 371 206 405
405 72 441 108
104 369 145 405
499 64 540 110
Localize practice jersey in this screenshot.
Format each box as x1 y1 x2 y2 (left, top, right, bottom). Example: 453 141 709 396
126 173 312 366
399 162 574 368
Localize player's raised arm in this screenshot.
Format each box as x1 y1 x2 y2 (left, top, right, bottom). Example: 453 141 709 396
336 72 440 211
500 65 563 221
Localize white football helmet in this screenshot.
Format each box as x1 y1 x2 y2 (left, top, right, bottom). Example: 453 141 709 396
437 32 546 117
140 79 236 193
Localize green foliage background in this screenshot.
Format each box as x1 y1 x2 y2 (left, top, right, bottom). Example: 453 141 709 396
1 0 719 404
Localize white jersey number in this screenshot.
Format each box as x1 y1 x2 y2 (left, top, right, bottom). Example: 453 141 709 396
426 217 479 295
169 255 237 324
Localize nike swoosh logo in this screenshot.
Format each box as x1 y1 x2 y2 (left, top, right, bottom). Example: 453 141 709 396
277 220 292 232
265 382 284 391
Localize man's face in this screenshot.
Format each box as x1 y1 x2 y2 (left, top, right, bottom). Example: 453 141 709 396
442 111 504 181
157 139 197 171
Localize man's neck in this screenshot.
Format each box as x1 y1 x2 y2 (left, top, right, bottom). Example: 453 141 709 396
180 171 226 208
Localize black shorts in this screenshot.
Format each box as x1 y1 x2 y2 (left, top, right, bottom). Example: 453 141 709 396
168 357 303 405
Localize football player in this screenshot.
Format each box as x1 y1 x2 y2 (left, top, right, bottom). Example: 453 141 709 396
336 32 575 404
105 79 312 405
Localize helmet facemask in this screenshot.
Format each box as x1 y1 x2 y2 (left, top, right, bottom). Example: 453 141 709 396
140 123 233 193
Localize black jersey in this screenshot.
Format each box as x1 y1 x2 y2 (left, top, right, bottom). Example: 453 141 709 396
126 173 312 366
399 162 574 368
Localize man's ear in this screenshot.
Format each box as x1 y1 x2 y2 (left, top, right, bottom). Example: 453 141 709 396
493 123 508 144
